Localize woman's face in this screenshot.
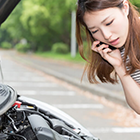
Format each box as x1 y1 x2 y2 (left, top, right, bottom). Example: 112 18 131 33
83 6 129 48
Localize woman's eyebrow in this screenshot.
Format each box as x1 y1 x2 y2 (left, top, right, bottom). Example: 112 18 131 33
101 15 110 23
88 15 111 30
88 26 96 30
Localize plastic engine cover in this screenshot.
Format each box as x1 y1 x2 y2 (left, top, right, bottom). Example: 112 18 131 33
28 114 64 140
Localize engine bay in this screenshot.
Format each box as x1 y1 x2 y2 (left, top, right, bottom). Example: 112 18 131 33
0 84 98 140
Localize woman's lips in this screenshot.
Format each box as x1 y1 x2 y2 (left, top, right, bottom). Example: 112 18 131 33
109 38 119 45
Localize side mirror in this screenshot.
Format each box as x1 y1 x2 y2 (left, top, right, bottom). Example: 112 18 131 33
0 0 20 25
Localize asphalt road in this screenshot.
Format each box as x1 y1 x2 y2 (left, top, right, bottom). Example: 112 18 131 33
0 50 140 140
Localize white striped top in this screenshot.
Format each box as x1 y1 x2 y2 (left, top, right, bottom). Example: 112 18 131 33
120 48 140 84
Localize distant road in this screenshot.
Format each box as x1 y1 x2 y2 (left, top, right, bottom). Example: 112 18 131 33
0 49 140 140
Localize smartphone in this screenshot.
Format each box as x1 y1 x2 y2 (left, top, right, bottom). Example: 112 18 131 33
97 41 116 50
88 30 116 50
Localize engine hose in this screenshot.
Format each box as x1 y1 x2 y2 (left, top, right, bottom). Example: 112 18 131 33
5 133 27 140
17 109 54 128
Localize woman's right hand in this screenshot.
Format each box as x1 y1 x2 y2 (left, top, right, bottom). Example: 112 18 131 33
91 41 125 74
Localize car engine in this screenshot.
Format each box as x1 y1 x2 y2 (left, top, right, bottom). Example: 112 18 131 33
0 84 98 140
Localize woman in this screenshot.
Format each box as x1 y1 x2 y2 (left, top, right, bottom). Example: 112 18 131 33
76 0 140 114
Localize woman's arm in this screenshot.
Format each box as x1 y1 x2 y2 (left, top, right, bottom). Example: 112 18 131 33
115 65 140 114
91 42 140 114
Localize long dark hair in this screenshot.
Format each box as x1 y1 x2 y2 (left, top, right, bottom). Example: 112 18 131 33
76 0 140 84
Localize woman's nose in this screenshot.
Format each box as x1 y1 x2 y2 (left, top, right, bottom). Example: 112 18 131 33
101 29 112 40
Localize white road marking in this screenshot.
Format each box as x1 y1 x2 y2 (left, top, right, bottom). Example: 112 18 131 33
112 127 140 133
6 82 58 87
4 77 47 82
52 104 104 109
88 127 140 133
17 90 76 96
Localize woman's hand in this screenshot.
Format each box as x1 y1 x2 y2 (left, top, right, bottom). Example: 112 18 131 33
91 41 124 70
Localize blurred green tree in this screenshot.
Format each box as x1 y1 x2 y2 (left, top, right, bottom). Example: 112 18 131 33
1 0 139 52
0 0 77 51
130 0 140 11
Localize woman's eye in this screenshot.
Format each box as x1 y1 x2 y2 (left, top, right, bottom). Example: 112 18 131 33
92 30 98 34
106 20 114 26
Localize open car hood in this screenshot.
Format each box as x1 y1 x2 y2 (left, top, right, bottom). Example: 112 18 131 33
0 0 20 25
0 84 17 115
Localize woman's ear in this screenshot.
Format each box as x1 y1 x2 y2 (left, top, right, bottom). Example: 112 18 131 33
123 0 129 16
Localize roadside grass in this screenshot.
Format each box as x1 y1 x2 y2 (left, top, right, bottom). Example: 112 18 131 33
35 51 85 64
